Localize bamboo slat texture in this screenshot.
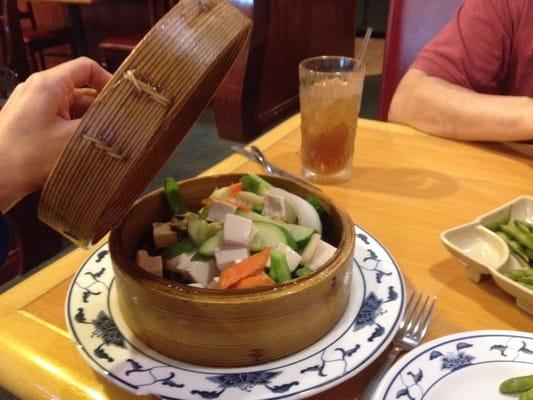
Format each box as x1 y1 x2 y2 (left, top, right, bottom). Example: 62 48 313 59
38 0 252 248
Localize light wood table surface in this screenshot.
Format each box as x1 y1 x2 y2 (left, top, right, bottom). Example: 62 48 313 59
0 116 531 400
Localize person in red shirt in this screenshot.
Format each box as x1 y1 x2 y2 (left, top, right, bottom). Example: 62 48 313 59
388 0 533 141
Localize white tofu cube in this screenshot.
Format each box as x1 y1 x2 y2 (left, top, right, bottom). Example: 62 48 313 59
165 252 194 272
208 277 220 289
308 240 337 271
152 222 178 248
274 243 302 272
215 247 250 271
188 283 205 288
207 199 237 223
135 250 163 277
223 213 255 246
261 194 286 220
179 259 218 287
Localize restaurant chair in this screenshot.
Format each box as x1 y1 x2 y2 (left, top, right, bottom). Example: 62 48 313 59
378 0 464 120
1 1 75 74
1 0 29 79
97 0 178 71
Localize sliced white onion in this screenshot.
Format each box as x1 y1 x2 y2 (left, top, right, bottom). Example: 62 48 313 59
267 187 322 233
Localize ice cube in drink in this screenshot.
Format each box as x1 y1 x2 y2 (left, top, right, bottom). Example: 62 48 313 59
300 76 361 183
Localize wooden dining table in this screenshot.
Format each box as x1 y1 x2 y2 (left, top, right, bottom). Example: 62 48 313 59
0 116 531 400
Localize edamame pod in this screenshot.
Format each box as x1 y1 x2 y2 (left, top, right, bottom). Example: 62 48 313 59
500 374 533 394
497 231 529 262
484 208 511 231
517 220 532 235
520 387 533 400
517 276 533 284
500 224 533 252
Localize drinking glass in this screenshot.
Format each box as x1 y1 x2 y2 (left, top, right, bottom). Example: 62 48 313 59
299 56 365 184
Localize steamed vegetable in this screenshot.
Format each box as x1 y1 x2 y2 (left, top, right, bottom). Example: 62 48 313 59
218 248 272 289
164 177 187 215
269 250 292 283
267 187 322 233
233 272 275 289
137 174 338 290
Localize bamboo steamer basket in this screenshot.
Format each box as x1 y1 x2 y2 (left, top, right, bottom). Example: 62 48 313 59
109 174 355 367
37 0 355 368
38 0 252 248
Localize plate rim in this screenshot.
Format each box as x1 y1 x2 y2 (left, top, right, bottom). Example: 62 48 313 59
65 224 406 399
373 329 533 400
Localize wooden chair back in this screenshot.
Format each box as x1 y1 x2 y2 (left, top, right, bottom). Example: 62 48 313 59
1 0 30 79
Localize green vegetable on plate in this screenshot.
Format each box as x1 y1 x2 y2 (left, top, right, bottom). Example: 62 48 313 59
500 374 533 394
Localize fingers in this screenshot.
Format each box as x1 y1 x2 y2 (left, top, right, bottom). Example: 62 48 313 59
71 92 97 118
45 57 112 91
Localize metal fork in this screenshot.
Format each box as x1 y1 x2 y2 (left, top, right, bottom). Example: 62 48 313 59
359 292 437 400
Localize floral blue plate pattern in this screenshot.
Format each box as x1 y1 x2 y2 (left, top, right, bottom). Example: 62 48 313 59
373 330 533 400
66 225 406 399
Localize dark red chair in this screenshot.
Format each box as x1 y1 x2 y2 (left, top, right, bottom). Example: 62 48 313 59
97 0 177 71
1 0 75 78
378 0 465 120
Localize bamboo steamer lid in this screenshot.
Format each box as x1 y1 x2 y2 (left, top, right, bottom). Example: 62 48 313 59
38 0 252 248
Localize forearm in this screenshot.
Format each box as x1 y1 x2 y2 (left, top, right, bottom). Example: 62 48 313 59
388 69 533 141
0 139 30 212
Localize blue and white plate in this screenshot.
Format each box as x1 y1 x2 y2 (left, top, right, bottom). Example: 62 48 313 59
65 226 405 399
373 330 533 400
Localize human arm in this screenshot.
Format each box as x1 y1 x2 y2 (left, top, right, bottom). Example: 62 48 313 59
388 0 533 141
388 68 533 141
0 57 111 212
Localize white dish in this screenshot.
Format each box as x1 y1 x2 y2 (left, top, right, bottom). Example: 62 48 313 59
66 225 406 399
372 330 533 400
441 195 533 314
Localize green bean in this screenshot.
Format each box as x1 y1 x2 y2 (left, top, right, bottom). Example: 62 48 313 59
484 208 511 231
500 374 533 394
519 282 533 291
500 224 533 251
520 387 533 400
497 231 529 262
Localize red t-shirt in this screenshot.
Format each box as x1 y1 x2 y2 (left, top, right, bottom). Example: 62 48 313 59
412 0 533 96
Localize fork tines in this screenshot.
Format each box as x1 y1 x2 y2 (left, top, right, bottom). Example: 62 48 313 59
399 292 437 341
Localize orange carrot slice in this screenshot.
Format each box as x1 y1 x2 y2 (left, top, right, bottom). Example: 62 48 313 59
228 182 243 197
218 248 272 289
232 272 275 289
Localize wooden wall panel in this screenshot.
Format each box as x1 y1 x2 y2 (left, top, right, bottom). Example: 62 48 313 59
213 0 356 142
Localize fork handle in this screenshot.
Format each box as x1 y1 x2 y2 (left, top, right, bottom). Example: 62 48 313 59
358 345 402 400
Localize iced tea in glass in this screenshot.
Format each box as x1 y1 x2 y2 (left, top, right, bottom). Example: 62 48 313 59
299 56 365 183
